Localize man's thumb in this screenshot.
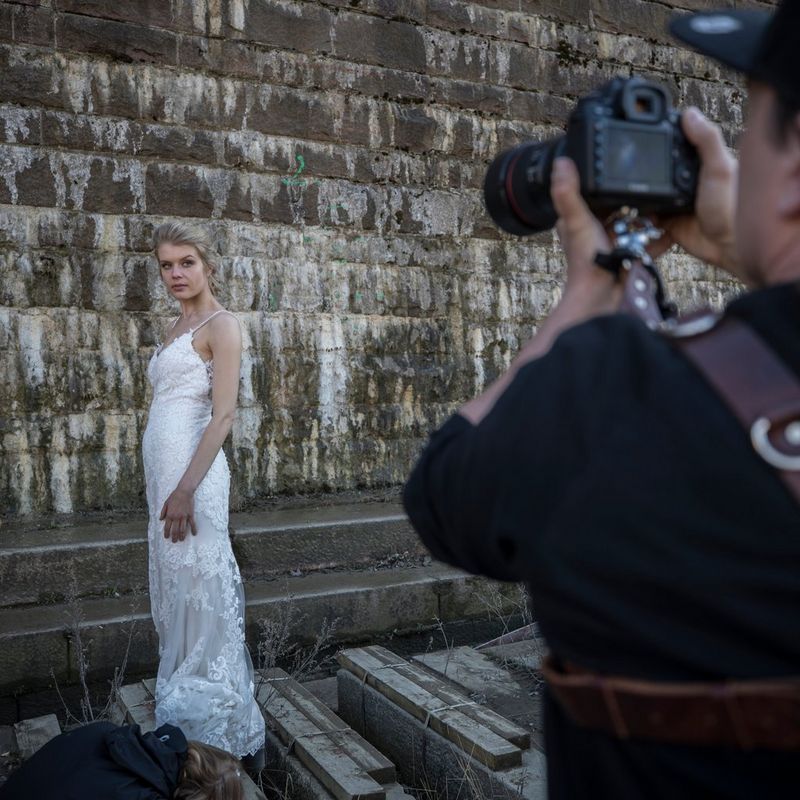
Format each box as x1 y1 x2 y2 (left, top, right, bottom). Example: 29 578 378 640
681 107 730 173
551 157 591 229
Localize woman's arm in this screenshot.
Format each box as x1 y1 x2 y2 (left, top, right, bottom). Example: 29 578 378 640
160 313 242 542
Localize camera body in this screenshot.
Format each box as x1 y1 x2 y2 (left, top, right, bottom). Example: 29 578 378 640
484 77 700 236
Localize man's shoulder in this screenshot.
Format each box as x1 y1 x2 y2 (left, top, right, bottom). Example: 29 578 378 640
534 312 674 375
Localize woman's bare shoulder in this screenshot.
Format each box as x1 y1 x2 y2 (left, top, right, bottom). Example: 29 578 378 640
207 310 241 345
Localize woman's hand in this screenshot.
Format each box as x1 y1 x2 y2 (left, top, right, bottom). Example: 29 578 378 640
160 488 197 543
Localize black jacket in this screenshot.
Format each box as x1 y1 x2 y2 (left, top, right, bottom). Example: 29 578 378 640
0 722 187 800
403 283 800 799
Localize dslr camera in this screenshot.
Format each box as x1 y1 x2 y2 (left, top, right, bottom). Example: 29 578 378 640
484 77 699 236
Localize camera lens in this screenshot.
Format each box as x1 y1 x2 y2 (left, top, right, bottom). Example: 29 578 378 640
483 139 563 236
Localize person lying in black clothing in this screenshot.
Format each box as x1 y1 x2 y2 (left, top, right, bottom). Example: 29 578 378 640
0 721 243 800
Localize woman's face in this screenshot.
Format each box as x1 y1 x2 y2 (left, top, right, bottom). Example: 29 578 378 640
156 242 210 300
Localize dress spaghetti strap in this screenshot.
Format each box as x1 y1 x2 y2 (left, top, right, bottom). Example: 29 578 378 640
190 309 234 337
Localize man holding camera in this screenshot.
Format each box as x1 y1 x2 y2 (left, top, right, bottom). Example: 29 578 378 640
404 2 800 797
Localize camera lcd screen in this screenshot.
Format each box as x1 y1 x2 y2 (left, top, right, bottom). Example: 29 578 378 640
606 128 670 185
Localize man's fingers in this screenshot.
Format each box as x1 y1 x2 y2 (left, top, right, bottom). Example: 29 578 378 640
190 515 197 536
682 107 735 178
159 503 167 521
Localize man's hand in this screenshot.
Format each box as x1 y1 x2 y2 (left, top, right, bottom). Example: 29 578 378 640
551 157 621 307
650 107 739 274
160 488 197 543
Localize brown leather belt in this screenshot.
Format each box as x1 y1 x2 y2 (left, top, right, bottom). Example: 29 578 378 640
542 655 800 751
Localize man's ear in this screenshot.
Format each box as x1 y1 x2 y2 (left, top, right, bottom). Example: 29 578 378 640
777 113 800 218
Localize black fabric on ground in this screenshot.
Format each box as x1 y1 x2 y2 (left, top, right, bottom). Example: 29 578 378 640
0 721 187 800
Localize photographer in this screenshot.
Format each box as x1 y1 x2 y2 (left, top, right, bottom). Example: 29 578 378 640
403 3 800 798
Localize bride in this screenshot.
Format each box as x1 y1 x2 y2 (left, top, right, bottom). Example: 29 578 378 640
142 221 264 759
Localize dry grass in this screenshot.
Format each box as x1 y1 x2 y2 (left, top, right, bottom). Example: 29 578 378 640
51 585 136 727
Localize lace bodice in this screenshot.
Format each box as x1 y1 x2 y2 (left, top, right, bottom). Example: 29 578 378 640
144 325 228 533
148 332 214 406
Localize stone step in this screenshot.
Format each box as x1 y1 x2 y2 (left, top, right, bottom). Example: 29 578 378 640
0 562 521 695
338 645 530 771
337 645 548 799
0 502 422 608
413 642 547 752
12 714 61 760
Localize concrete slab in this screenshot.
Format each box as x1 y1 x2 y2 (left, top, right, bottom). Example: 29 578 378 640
0 724 20 784
258 669 413 800
337 669 547 799
12 714 61 760
118 680 157 733
414 646 545 752
0 725 15 756
263 729 416 800
303 676 339 714
483 638 548 673
258 667 397 799
339 646 529 769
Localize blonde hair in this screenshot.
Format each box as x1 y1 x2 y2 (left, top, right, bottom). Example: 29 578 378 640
153 221 222 295
173 741 244 800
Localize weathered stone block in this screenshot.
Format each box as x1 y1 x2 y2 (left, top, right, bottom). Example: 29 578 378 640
590 0 676 44
0 7 13 45
248 87 341 143
12 714 60 760
55 13 179 65
520 0 591 24
0 148 58 207
322 0 426 24
11 4 54 47
392 106 438 153
333 13 427 75
55 0 207 34
0 47 62 109
226 0 334 54
145 163 215 217
427 0 502 37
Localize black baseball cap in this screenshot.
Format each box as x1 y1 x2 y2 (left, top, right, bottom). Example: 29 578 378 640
670 2 800 106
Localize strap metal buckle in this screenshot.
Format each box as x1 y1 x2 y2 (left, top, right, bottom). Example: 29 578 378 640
751 418 800 471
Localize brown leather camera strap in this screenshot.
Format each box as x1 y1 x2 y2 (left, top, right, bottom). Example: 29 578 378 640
542 655 800 751
616 254 800 504
620 260 667 330
667 314 800 505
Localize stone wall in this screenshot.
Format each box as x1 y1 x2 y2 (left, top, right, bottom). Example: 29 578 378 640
0 0 768 518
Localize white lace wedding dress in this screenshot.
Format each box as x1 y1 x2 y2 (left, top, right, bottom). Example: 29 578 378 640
142 311 264 757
